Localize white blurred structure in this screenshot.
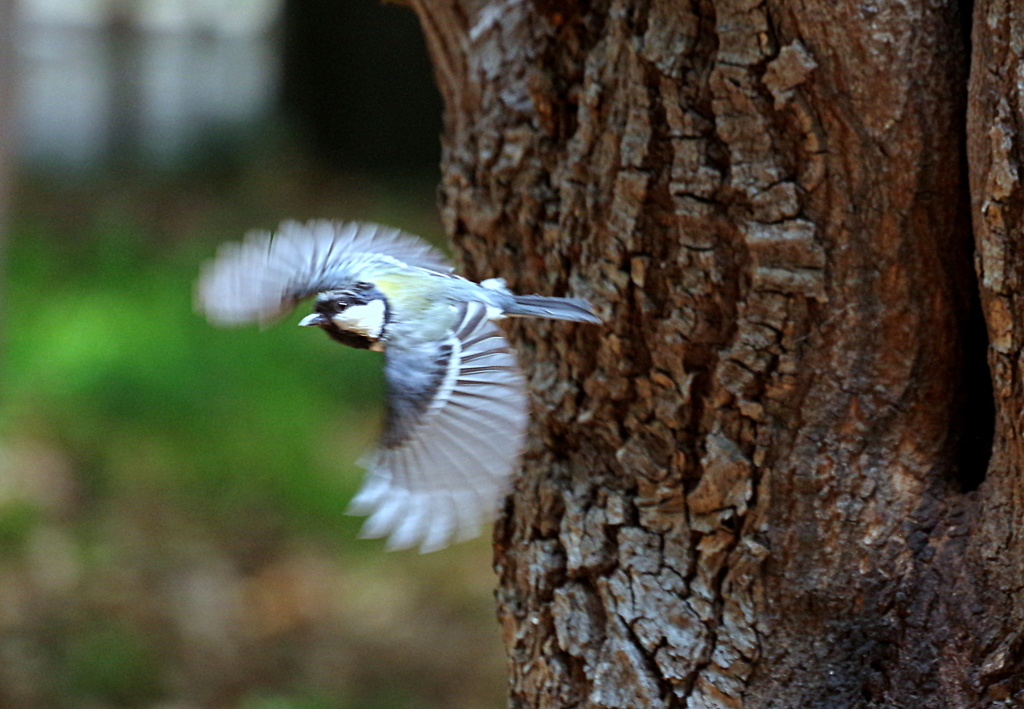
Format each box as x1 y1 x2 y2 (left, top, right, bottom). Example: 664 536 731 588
15 0 284 168
19 0 282 35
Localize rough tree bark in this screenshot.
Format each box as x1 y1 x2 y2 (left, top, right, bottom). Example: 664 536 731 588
408 0 1018 706
966 0 1024 701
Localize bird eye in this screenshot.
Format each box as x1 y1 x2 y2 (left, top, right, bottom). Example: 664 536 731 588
353 282 373 292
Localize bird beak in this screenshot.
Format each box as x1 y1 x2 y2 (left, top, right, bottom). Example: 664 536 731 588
298 313 326 327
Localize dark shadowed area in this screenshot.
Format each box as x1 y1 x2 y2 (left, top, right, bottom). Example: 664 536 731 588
0 2 504 708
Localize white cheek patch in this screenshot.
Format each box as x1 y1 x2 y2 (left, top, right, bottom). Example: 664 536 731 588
332 300 387 339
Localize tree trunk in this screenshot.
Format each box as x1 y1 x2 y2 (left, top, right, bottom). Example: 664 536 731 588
408 0 1016 705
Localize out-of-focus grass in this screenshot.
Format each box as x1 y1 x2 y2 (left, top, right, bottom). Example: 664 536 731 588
0 159 506 709
4 213 375 538
1 164 441 541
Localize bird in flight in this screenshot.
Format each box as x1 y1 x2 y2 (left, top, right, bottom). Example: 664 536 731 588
196 220 600 552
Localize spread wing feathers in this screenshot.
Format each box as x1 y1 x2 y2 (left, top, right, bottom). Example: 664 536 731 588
196 220 453 326
349 301 528 552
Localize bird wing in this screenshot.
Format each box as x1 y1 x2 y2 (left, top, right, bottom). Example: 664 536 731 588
348 301 529 552
196 220 453 326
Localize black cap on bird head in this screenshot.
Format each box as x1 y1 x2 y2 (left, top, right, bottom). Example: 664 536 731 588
298 284 390 351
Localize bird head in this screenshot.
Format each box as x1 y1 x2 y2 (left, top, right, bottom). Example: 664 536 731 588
299 284 389 350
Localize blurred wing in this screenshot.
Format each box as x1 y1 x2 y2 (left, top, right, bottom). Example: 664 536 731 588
349 301 529 552
196 220 453 326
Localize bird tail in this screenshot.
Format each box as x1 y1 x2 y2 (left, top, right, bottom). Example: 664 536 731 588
506 294 602 324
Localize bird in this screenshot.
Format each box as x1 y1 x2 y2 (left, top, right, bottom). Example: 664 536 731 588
196 220 600 552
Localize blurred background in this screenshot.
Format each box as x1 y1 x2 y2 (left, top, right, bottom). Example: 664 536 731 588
0 1 507 708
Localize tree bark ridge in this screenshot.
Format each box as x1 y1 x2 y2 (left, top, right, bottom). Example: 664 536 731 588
966 0 1024 699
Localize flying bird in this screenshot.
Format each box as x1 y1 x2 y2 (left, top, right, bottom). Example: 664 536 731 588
196 220 600 552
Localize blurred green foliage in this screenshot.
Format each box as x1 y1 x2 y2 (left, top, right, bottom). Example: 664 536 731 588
0 501 38 559
0 165 445 541
242 697 334 709
63 621 161 704
0 160 504 709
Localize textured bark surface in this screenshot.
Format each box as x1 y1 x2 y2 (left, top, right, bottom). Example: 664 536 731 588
966 0 1024 700
409 0 1020 706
